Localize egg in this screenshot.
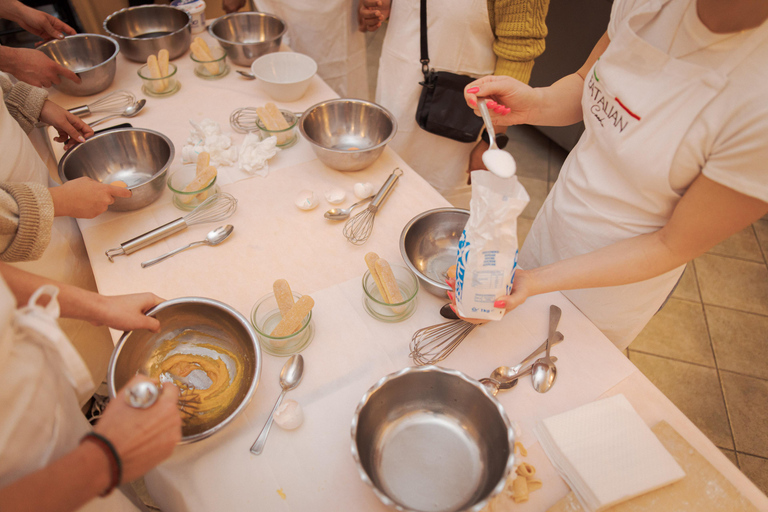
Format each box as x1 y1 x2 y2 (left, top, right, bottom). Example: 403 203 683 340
324 188 346 204
354 182 374 199
294 190 319 210
274 399 303 430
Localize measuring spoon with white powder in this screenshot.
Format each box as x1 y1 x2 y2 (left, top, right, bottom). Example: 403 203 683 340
479 99 517 178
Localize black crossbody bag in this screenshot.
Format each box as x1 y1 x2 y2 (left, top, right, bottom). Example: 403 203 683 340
415 0 484 143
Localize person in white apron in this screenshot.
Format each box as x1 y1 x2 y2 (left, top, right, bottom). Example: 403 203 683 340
0 265 179 511
463 0 768 349
222 0 369 99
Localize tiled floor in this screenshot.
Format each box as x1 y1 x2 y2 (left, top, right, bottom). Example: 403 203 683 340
441 123 768 498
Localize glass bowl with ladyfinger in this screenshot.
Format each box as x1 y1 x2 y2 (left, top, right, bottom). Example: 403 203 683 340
251 283 315 356
362 252 419 322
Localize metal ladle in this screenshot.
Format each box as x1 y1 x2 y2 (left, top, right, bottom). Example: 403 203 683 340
251 354 304 455
531 305 562 393
89 98 147 127
323 195 374 221
140 224 234 268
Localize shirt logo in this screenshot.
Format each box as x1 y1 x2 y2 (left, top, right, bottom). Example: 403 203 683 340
586 67 640 134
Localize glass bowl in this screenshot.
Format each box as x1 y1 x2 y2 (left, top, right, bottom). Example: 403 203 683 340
251 291 314 356
362 264 419 322
256 109 298 148
167 164 219 211
191 46 229 79
137 62 180 97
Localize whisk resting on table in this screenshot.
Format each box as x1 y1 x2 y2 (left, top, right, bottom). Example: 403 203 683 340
343 168 403 245
68 90 137 117
229 107 261 133
106 192 238 261
410 319 479 365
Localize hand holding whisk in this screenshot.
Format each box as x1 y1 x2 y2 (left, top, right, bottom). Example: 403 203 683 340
343 168 403 245
410 319 479 365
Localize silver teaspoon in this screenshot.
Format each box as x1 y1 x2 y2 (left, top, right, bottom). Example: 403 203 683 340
90 99 146 127
141 224 233 268
251 354 304 455
531 305 562 393
324 195 374 221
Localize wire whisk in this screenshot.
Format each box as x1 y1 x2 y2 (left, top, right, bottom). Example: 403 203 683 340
343 168 403 245
68 90 137 117
106 193 238 261
410 320 479 365
229 107 260 133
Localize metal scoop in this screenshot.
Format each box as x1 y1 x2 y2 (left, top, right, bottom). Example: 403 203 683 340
141 224 233 268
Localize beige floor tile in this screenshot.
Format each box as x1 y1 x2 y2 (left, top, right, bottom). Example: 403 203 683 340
720 448 739 467
754 220 768 261
517 176 548 220
708 226 764 262
707 306 768 380
505 125 550 182
630 298 714 366
721 372 768 457
671 264 700 302
694 254 768 315
628 351 733 449
736 453 768 497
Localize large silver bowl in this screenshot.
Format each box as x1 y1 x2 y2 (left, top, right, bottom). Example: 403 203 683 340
400 208 469 297
107 297 262 444
37 34 119 96
352 366 515 512
208 12 286 67
104 5 191 62
58 127 174 212
299 99 397 172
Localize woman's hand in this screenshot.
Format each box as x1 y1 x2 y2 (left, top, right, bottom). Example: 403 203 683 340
1 0 77 41
465 76 541 127
49 177 132 219
39 100 94 150
92 293 164 333
221 0 246 13
358 0 390 32
94 376 182 483
446 268 535 322
0 46 80 88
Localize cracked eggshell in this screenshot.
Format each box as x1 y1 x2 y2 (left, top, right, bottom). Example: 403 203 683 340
354 182 374 199
295 190 319 210
324 188 346 204
274 399 303 430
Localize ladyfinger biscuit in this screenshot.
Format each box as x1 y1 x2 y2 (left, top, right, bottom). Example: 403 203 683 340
181 165 217 203
271 295 314 337
364 252 386 301
196 152 211 176
194 37 213 59
146 54 166 92
158 49 169 77
273 279 294 317
190 39 220 75
374 258 404 304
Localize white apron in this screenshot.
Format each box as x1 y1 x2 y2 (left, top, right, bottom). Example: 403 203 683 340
520 0 768 349
254 0 368 98
0 90 112 401
0 281 140 511
376 0 495 193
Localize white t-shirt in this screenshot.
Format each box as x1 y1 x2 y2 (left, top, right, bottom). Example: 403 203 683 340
609 0 768 202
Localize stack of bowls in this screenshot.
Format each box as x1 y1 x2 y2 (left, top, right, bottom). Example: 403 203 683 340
37 34 119 96
104 5 191 62
208 12 286 67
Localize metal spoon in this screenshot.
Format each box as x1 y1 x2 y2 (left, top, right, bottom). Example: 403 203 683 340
251 354 304 455
491 331 564 382
236 70 256 79
141 224 234 268
478 100 516 178
89 99 147 127
439 303 459 320
531 305 562 393
323 195 374 221
481 356 558 396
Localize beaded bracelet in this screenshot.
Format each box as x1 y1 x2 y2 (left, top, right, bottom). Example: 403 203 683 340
80 432 122 496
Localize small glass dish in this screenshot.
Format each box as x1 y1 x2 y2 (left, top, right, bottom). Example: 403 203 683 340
167 164 219 211
137 62 180 97
255 109 299 148
251 291 314 356
362 264 419 322
191 46 229 80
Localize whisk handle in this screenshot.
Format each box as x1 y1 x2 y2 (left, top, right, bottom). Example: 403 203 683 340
68 105 90 117
370 168 403 209
106 218 187 261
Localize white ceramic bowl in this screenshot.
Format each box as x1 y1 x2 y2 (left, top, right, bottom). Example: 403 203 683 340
250 52 317 102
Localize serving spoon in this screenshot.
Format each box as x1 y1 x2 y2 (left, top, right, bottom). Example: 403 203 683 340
490 331 564 382
89 99 146 127
323 195 374 221
478 100 516 178
481 356 558 396
236 70 256 79
141 224 234 268
251 354 304 455
531 305 562 393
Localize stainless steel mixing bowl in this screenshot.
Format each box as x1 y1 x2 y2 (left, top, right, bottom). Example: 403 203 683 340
299 99 397 172
108 297 262 444
104 5 191 62
37 34 119 96
57 127 174 212
352 366 515 512
400 208 470 297
208 12 286 67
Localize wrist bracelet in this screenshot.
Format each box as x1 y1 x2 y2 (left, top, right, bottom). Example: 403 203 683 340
80 432 122 496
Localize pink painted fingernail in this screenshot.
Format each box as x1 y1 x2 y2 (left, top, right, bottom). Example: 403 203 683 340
486 100 497 108
494 105 505 114
494 300 506 308
449 304 458 315
447 291 454 301
466 87 479 94
469 99 476 107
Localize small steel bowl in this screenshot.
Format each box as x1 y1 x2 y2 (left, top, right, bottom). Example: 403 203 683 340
352 366 515 512
299 99 397 172
107 297 262 444
37 34 119 96
208 12 286 67
58 127 174 212
400 207 470 297
104 5 191 62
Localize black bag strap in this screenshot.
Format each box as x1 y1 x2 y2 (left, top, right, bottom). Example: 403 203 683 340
420 0 430 80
